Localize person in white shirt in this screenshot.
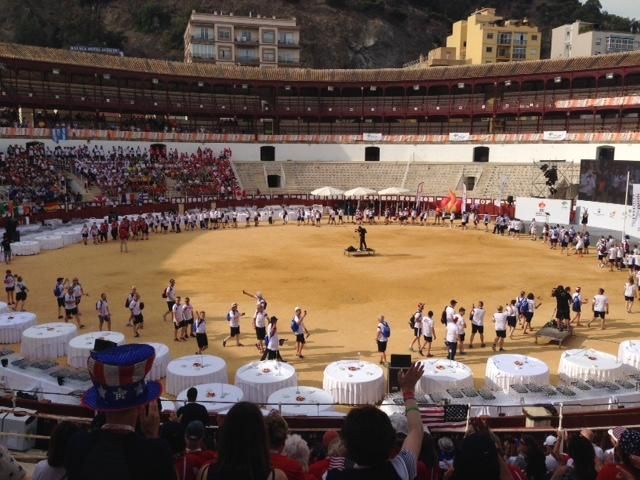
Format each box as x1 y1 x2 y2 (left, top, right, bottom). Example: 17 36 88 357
589 288 609 330
454 308 467 356
445 299 457 324
543 435 559 475
445 317 459 361
172 296 185 342
625 276 637 313
506 299 517 339
163 279 177 322
376 315 391 365
421 310 436 358
183 297 195 338
262 315 285 362
292 307 310 359
96 293 111 332
194 310 208 354
223 302 244 347
409 303 424 353
571 286 586 327
254 303 269 354
124 286 137 327
129 292 144 338
64 286 84 329
492 305 508 352
468 301 486 349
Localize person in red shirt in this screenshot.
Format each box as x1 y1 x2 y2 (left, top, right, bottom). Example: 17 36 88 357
265 412 314 480
175 421 216 480
309 431 341 480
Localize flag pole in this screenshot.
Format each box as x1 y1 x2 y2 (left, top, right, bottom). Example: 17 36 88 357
623 170 630 240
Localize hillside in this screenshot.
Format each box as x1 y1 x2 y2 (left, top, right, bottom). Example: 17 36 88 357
0 0 635 68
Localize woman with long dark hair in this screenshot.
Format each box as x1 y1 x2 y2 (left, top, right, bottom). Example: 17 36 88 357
520 435 546 480
198 402 286 480
550 434 596 480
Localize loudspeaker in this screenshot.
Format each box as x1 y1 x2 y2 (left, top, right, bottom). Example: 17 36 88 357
390 354 412 368
93 339 117 352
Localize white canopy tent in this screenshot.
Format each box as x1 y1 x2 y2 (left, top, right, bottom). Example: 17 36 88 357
310 186 345 197
378 187 410 195
343 187 378 198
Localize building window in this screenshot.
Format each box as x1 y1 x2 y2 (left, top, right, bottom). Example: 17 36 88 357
279 31 296 45
262 30 275 44
606 35 635 52
278 52 297 64
218 27 231 41
531 34 538 41
497 47 510 58
218 46 232 60
529 48 537 56
498 33 512 44
487 33 494 39
513 33 527 45
238 30 253 42
193 44 214 59
262 48 276 62
238 48 257 63
198 27 213 40
513 46 526 60
486 46 493 53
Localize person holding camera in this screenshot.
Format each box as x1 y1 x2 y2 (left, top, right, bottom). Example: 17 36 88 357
292 307 310 359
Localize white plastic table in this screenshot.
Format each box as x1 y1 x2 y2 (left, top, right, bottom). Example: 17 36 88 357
67 331 125 369
323 360 385 405
11 241 40 256
176 383 243 413
0 312 38 344
0 302 9 314
21 322 78 360
485 354 550 393
559 349 625 382
618 340 640 372
416 358 474 395
60 230 82 246
165 355 228 396
268 386 335 416
235 360 297 404
34 235 64 250
143 342 171 381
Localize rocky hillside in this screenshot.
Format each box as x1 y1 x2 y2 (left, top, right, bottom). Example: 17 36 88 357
0 0 634 68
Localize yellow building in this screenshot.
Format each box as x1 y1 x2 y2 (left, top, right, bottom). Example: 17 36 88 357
444 8 541 64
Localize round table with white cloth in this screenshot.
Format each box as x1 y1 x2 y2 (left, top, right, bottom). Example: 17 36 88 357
67 331 126 369
0 312 38 344
617 340 640 372
323 360 385 405
559 349 625 382
165 355 228 396
416 358 474 395
60 231 82 246
34 235 64 250
485 354 550 393
268 386 335 416
0 302 9 314
160 398 177 413
146 342 171 381
21 322 78 359
11 241 40 256
235 360 297 404
176 383 244 413
17 225 40 233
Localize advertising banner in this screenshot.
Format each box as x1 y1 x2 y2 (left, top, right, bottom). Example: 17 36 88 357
575 199 633 233
362 133 383 141
449 132 471 142
543 130 568 141
515 197 571 225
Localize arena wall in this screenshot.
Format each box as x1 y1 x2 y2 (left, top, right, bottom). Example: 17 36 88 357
1 138 640 163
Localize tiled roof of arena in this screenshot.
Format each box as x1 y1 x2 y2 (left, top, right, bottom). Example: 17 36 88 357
1 42 639 84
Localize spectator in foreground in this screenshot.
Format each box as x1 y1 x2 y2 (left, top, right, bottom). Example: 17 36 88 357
520 435 547 480
283 434 313 476
177 387 209 427
33 421 80 480
197 401 286 480
0 444 26 480
65 344 176 480
265 412 307 480
309 431 343 480
551 433 596 480
325 362 424 479
597 429 640 480
176 420 217 480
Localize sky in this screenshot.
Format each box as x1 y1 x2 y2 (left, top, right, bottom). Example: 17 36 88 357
595 0 639 19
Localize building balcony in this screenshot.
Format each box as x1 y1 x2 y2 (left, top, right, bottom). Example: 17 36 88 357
235 39 259 46
237 56 260 65
278 41 300 48
278 57 300 65
190 36 216 44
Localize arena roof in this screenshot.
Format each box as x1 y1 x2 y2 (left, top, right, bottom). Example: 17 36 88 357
1 42 640 84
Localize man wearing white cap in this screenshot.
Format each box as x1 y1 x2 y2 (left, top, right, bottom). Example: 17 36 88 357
543 435 559 475
292 307 310 359
223 303 244 347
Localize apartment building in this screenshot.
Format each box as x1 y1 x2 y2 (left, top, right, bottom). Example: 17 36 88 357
184 11 301 67
438 8 541 65
551 20 640 59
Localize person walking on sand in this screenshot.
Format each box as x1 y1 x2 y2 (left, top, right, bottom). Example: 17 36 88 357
420 310 436 357
589 288 609 330
292 307 310 359
468 301 486 349
223 303 244 347
194 311 208 354
492 305 508 352
96 292 111 332
376 315 390 365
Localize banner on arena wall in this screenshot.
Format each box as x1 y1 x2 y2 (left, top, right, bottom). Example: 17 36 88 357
575 199 634 234
362 133 383 141
515 197 571 225
632 184 640 228
449 132 471 142
543 130 568 141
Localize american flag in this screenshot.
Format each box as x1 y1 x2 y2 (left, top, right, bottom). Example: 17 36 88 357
419 404 469 432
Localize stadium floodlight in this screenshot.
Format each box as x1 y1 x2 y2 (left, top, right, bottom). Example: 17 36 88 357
197 81 204 87
605 72 614 80
504 80 511 86
103 73 110 80
327 86 334 91
413 85 420 90
554 76 562 83
52 68 60 75
457 82 465 89
370 86 377 91
152 78 159 84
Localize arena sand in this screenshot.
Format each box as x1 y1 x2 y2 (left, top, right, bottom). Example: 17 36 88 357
9 224 634 396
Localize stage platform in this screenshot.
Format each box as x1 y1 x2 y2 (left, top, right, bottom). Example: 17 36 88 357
344 248 376 257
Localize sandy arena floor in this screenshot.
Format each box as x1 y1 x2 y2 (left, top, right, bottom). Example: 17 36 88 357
8 223 636 395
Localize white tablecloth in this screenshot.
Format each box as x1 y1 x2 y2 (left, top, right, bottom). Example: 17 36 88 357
176 383 244 413
60 231 82 246
34 235 64 250
235 361 297 404
67 331 125 369
21 322 78 360
618 341 640 372
160 397 177 413
268 386 335 416
11 241 40 256
0 302 9 314
0 312 37 344
146 342 171 381
486 354 550 393
323 360 385 405
417 358 474 395
559 349 625 382
165 355 228 396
